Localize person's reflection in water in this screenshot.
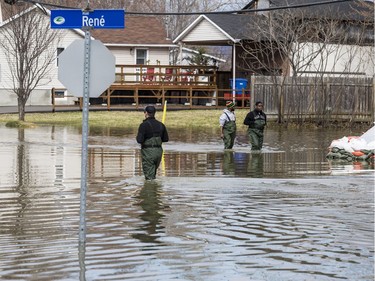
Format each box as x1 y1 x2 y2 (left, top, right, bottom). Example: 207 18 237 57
132 181 166 243
248 152 264 177
223 151 235 175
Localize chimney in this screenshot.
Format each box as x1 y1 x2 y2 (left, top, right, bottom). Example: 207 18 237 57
256 0 271 15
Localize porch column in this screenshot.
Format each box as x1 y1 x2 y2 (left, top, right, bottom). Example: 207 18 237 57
232 43 236 102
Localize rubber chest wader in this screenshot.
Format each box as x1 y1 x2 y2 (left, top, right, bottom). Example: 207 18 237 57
223 113 236 149
141 122 163 180
248 115 266 150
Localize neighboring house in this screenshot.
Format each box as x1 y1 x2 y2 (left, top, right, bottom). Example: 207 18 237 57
0 4 176 106
173 0 374 78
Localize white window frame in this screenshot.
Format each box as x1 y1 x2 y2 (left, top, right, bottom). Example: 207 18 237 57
57 47 65 67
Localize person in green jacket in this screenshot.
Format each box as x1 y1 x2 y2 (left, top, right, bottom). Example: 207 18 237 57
219 101 236 149
136 106 169 180
243 101 267 151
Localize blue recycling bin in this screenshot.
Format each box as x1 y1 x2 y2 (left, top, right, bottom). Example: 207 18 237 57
230 78 248 92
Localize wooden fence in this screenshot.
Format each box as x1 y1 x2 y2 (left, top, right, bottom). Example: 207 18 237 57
250 76 374 124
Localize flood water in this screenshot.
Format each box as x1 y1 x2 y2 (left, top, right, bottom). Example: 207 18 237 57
0 124 373 281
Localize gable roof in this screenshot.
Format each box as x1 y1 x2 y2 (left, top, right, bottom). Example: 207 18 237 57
173 14 267 44
91 16 175 46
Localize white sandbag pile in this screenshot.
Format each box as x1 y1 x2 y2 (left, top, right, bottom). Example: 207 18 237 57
326 125 375 162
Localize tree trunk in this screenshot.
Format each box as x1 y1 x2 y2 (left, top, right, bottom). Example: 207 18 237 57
277 84 284 123
17 96 26 121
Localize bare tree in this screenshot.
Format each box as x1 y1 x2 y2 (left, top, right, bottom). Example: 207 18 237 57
236 4 370 125
0 3 61 121
238 9 328 123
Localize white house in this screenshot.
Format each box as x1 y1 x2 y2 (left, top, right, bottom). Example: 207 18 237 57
0 4 176 106
0 3 228 107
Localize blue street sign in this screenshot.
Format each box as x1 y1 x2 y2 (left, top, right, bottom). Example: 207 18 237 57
51 9 125 29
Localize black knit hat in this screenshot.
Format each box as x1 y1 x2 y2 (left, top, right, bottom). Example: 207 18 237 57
144 105 156 114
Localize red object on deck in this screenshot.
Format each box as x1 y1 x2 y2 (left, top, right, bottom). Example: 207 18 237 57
143 68 155 82
224 92 250 100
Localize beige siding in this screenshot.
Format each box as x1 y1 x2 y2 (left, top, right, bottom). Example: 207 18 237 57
296 43 375 77
184 20 229 42
109 46 170 65
147 47 170 65
43 30 84 90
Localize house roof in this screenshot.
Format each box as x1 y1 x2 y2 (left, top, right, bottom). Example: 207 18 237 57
173 14 266 44
174 0 373 45
242 0 374 22
205 14 267 41
91 16 174 46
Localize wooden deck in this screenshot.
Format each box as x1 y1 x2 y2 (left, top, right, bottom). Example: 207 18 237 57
52 64 251 111
107 64 218 108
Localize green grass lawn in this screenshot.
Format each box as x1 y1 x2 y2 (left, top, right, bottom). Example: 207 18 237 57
0 109 250 129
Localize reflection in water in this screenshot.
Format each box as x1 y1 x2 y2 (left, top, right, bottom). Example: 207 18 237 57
14 128 30 238
0 125 373 280
328 159 375 175
132 181 166 243
16 128 29 189
78 242 86 281
248 152 264 178
222 151 235 175
222 151 265 177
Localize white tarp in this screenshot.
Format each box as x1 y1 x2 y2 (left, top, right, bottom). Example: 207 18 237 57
360 124 375 144
329 124 375 152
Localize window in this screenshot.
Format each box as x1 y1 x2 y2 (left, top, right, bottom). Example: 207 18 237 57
54 90 65 98
57 47 64 66
136 49 148 65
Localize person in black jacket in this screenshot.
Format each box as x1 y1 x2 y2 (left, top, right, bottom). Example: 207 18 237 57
136 106 169 180
243 101 267 150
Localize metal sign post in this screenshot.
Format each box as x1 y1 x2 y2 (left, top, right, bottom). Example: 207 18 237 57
78 28 91 244
53 3 123 280
54 7 123 246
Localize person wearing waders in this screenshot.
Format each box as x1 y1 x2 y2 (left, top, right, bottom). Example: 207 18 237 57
243 101 267 151
219 101 236 149
136 106 169 180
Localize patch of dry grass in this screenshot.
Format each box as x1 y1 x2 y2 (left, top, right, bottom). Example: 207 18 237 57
0 109 250 129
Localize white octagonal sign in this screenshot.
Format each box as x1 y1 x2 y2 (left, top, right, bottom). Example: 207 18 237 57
58 39 115 97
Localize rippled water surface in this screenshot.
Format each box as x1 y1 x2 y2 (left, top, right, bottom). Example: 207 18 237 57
0 124 373 281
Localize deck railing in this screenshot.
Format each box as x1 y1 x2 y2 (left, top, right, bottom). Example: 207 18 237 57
113 64 217 87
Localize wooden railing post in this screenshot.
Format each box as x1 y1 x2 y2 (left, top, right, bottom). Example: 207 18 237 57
216 89 219 107
161 87 165 107
189 87 193 108
135 88 139 108
121 65 124 84
106 89 111 111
